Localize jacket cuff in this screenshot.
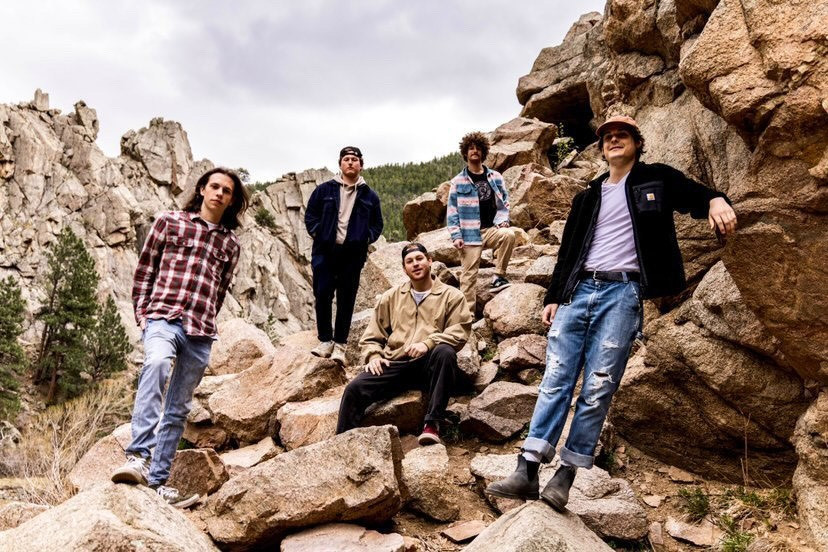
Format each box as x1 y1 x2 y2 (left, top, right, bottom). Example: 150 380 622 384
423 338 436 351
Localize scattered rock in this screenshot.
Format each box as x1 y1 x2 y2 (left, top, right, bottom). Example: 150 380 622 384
208 346 346 443
203 425 405 549
497 334 546 372
208 318 276 376
643 494 665 508
219 437 281 471
461 382 537 442
668 466 695 483
401 444 459 522
441 520 488 543
167 448 229 498
524 255 557 288
281 523 406 552
364 390 427 435
484 284 546 338
664 517 724 547
277 393 341 450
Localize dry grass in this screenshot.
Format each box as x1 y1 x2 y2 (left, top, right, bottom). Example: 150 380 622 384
0 377 132 505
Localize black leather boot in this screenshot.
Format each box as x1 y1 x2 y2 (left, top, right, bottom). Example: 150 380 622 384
484 455 539 500
540 464 577 511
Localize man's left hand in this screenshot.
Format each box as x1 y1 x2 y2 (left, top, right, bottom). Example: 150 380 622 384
708 197 737 237
405 342 429 359
497 221 510 228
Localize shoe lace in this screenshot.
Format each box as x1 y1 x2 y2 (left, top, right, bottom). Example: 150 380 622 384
155 485 180 501
127 455 148 474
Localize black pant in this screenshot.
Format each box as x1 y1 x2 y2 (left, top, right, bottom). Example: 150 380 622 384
312 243 366 343
336 344 458 434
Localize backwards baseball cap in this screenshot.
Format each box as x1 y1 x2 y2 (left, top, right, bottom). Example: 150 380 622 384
595 115 640 137
339 146 363 163
401 242 430 261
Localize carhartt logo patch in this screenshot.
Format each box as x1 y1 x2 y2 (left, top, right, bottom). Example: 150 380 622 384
646 193 656 201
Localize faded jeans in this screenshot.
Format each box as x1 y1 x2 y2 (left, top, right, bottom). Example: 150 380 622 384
523 277 640 468
125 319 213 486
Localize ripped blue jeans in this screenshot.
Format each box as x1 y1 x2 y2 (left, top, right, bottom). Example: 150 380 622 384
523 277 640 468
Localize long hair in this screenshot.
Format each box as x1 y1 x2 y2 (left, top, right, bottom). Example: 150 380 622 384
184 167 250 230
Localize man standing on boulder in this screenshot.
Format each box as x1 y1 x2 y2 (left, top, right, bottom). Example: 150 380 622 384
112 167 249 508
305 146 383 365
447 131 516 317
485 115 737 510
336 243 471 445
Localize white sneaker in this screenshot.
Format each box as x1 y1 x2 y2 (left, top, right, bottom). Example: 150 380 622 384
153 484 200 509
111 455 149 485
330 343 347 365
311 340 334 358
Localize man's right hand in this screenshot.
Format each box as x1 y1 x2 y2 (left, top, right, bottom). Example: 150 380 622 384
139 319 147 330
365 357 390 375
453 238 464 250
541 304 559 326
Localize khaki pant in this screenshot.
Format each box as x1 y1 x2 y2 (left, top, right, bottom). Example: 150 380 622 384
459 226 516 315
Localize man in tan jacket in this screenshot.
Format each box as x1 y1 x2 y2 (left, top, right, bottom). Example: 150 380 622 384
336 243 472 445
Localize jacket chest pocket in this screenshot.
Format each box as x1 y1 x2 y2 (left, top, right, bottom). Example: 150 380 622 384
455 183 475 196
632 181 665 213
207 246 230 278
170 235 194 259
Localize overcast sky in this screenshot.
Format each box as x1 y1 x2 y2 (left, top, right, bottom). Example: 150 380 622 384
1 1 605 182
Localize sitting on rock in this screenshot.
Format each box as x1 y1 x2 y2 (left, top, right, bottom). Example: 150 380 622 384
112 167 249 509
336 243 472 445
305 146 384 365
486 115 738 510
447 131 517 317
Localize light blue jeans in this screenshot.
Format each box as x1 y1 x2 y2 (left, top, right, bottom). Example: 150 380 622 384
523 278 641 468
125 319 213 486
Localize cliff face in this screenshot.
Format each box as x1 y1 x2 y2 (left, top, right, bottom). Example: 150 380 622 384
0 91 323 343
514 0 827 544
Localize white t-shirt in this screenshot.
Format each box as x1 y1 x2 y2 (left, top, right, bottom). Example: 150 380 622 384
583 172 640 272
410 289 431 305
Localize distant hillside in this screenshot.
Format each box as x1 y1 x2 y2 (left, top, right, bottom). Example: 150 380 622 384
363 153 463 242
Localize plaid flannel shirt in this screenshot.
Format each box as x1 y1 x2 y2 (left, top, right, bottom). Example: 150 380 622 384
132 211 241 337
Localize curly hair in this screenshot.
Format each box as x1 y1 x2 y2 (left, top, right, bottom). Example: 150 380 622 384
459 131 490 162
183 167 250 230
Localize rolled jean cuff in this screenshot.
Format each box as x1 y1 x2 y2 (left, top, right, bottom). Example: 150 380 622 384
560 446 594 469
522 437 555 463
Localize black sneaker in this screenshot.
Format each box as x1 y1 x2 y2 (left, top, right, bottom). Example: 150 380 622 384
490 276 511 292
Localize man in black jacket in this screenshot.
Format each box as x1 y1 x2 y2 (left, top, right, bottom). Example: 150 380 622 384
305 146 383 364
485 115 737 510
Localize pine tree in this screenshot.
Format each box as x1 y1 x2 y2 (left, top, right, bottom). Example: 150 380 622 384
87 296 130 382
34 227 99 403
0 276 26 419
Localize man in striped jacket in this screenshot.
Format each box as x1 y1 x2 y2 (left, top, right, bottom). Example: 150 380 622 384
446 131 516 317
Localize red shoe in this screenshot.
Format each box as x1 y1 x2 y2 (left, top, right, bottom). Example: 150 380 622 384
417 423 442 446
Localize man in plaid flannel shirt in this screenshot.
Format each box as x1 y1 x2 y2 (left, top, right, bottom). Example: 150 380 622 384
112 167 249 508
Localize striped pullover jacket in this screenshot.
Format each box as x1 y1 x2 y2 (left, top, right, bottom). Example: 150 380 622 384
446 166 510 245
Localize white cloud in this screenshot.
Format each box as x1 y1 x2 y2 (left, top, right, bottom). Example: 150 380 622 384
0 0 606 181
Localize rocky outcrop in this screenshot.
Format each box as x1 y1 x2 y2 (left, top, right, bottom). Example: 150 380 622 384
0 484 218 551
0 501 48 531
203 425 405 550
792 390 828 549
486 117 558 173
0 96 324 344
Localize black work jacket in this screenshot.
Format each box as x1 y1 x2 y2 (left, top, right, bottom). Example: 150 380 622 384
304 179 383 258
544 162 730 304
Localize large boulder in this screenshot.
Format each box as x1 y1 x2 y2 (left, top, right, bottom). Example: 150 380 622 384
461 382 538 442
0 484 218 551
497 334 547 373
792 390 828 549
402 183 449 241
463 501 612 552
503 163 584 231
470 454 648 541
401 444 459 522
355 241 408 313
0 501 49 531
203 425 406 549
208 346 346 444
219 437 281 472
412 227 459 266
67 423 131 492
486 117 558 173
484 284 547 338
208 318 276 376
277 393 342 450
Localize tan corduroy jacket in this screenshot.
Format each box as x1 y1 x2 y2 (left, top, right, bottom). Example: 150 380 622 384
360 276 472 364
